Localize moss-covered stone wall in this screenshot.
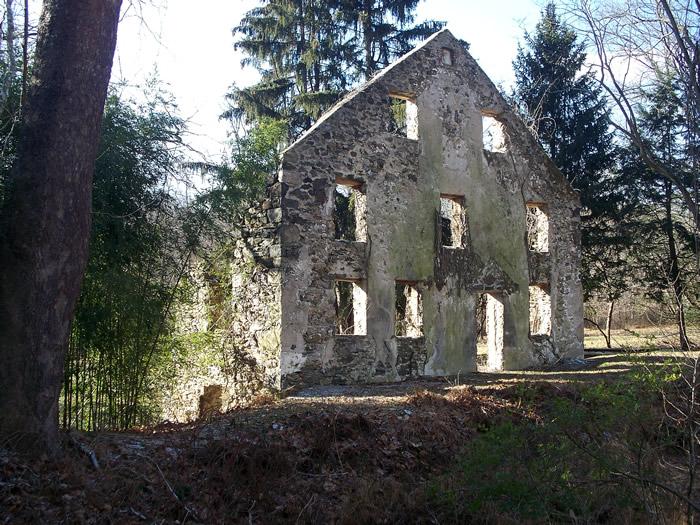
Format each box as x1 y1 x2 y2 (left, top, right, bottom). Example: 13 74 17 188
278 29 583 387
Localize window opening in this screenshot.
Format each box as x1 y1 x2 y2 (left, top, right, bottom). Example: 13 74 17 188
440 195 466 248
335 280 367 335
334 177 367 242
529 284 551 336
441 47 454 65
395 282 423 337
526 203 549 252
482 114 506 152
389 93 418 140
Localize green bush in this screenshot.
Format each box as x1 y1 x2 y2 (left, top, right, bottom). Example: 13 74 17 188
427 377 679 522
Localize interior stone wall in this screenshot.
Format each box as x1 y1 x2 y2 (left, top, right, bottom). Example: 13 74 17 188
278 29 583 388
226 178 283 390
159 178 284 423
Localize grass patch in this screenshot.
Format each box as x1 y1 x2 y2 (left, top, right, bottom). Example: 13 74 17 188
425 368 693 523
584 325 700 350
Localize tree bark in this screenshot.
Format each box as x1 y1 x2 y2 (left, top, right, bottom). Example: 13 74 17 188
664 181 690 352
605 299 614 349
0 0 122 454
1 0 17 110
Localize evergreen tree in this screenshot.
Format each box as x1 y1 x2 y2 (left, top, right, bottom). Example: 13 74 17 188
228 0 352 137
624 74 698 350
228 0 443 139
337 0 444 79
512 3 616 216
512 4 627 343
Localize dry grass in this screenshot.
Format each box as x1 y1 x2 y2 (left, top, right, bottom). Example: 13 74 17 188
585 325 700 350
477 325 700 356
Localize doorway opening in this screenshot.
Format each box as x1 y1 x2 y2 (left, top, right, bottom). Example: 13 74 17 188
476 292 505 372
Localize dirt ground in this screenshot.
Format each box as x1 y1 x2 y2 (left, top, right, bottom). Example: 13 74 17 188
191 348 689 435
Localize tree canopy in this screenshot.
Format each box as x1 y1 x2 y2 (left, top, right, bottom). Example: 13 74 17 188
228 0 443 139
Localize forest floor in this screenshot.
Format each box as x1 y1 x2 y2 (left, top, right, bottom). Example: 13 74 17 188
2 349 698 524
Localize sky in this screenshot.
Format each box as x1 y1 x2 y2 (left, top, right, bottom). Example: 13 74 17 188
112 0 545 161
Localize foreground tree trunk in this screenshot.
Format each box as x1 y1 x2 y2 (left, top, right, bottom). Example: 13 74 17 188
0 0 122 454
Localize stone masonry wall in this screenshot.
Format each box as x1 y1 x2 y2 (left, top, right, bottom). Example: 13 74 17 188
226 178 283 391
278 29 584 388
159 179 283 422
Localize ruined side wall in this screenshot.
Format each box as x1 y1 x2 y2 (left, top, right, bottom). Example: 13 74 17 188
228 181 283 390
279 31 583 387
159 181 283 422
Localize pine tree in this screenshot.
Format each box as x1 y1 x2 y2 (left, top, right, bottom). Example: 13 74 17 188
512 3 615 216
624 74 697 350
227 0 443 139
512 3 625 342
337 0 443 79
228 0 351 137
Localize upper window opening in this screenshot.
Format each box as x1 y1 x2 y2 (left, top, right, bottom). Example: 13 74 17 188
395 281 423 337
529 284 551 336
334 177 367 242
482 114 506 152
441 47 454 66
526 203 549 252
335 279 367 335
389 93 418 140
440 194 466 248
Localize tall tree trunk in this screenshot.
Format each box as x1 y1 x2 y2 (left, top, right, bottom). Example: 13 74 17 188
20 0 29 108
664 181 690 351
605 299 614 349
297 0 307 94
1 0 17 110
0 0 122 454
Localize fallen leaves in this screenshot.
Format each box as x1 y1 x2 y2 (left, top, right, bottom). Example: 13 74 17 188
0 382 541 524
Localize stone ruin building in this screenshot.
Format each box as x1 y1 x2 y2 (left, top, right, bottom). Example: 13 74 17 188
231 29 584 392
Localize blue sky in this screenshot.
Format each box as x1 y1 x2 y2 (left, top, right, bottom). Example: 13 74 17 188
113 0 545 160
